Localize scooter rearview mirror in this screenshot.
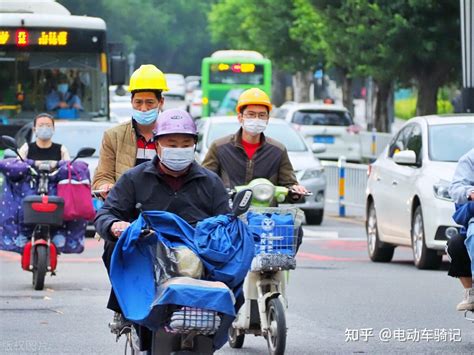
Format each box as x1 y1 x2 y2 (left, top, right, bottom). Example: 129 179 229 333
70 147 96 164
232 189 253 217
135 203 153 230
0 135 23 161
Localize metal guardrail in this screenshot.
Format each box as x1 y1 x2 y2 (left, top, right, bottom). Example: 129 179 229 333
322 158 369 216
359 130 393 160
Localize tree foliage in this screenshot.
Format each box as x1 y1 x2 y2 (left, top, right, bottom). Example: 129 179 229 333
209 0 325 72
58 0 219 75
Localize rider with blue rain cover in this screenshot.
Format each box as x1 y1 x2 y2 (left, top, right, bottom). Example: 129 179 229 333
95 109 254 351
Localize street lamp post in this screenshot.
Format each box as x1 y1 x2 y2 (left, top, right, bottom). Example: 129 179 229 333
460 0 474 112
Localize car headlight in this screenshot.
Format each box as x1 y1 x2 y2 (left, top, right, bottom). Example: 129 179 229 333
300 168 324 181
433 181 452 201
252 183 275 202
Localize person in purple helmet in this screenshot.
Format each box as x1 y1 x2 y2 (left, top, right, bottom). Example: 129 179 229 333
94 109 230 347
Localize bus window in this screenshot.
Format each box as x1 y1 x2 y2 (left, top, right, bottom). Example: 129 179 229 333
0 53 106 121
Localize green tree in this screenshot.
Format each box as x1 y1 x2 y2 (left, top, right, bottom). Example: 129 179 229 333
313 0 460 132
58 0 219 75
209 0 326 102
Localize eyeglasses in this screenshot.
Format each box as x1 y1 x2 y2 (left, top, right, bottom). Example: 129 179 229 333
243 111 269 119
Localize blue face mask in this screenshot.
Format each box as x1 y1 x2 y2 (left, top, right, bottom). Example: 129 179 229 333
132 108 159 125
57 83 69 95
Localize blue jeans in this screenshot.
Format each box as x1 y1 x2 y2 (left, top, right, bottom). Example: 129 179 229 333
466 223 474 275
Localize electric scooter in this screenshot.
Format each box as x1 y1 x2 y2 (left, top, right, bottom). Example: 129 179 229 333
114 190 254 354
229 178 307 355
0 135 95 290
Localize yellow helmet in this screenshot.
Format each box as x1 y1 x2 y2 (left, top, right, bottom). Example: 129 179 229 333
128 64 169 92
235 88 272 113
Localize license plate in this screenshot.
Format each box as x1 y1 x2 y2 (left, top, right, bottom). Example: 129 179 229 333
313 135 334 144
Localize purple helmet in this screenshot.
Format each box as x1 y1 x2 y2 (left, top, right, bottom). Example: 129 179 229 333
155 109 197 137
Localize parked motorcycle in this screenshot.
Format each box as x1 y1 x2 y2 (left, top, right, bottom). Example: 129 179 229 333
0 135 95 290
229 178 306 355
112 190 254 355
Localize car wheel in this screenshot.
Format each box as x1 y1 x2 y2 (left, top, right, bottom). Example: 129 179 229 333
305 209 323 225
411 205 442 269
366 201 394 262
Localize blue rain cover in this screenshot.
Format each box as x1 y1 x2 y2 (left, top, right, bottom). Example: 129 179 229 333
110 211 256 326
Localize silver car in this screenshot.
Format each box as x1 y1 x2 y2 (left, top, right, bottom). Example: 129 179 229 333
274 102 362 162
196 116 327 225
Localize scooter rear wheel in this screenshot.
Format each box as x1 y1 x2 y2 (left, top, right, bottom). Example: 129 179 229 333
33 245 48 291
228 324 245 348
266 298 286 355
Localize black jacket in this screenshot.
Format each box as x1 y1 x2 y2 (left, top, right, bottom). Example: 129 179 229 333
94 156 230 241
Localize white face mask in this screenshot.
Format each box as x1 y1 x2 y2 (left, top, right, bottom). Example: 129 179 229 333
159 145 195 171
242 119 267 136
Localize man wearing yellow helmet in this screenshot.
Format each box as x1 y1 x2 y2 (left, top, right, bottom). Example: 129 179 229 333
202 87 308 194
92 64 168 196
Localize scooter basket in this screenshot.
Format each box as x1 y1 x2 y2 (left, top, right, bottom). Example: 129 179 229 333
167 307 221 335
22 195 65 226
242 207 305 272
247 224 297 271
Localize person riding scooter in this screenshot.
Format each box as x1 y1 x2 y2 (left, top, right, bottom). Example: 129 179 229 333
201 87 309 249
94 109 231 352
202 88 307 195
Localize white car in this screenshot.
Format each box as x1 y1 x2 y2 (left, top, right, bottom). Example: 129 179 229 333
274 103 362 162
109 85 131 102
189 89 202 119
365 114 474 269
196 116 327 225
164 73 186 100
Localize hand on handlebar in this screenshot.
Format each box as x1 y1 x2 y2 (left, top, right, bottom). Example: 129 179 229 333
290 184 312 196
98 183 114 199
110 221 130 238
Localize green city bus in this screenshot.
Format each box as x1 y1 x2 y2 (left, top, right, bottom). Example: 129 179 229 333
201 50 272 117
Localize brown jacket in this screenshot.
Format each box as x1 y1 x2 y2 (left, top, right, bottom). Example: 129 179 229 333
92 120 138 190
202 128 297 189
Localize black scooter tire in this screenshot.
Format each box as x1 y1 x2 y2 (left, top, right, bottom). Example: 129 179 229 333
228 324 245 348
33 245 48 291
266 298 286 355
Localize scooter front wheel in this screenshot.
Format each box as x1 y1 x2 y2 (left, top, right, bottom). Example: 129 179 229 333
266 298 286 355
33 245 48 291
228 324 245 348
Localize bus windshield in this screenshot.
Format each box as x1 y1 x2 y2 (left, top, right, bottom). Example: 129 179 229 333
209 63 265 85
0 51 107 122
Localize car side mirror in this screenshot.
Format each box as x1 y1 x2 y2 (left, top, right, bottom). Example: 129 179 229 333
393 150 417 166
311 142 326 154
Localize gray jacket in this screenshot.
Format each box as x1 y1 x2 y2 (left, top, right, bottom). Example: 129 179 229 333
449 148 474 204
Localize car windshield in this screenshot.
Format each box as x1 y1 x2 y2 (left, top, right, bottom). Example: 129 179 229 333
206 121 307 152
429 123 474 162
52 124 111 157
292 110 353 126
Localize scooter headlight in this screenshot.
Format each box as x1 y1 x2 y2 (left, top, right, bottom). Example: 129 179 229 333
252 183 275 202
